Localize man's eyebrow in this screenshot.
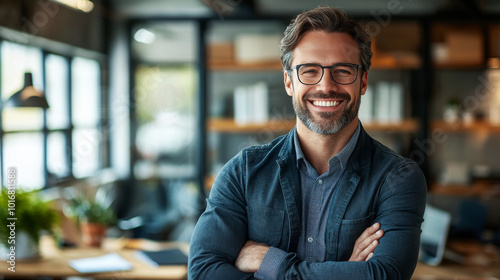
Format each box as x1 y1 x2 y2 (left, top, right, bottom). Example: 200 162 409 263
294 61 357 66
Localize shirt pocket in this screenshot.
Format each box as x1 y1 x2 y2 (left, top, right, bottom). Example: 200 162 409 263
246 206 285 247
337 212 376 260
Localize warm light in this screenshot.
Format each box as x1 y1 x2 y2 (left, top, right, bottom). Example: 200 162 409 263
488 58 500 69
53 0 94 13
134 28 156 44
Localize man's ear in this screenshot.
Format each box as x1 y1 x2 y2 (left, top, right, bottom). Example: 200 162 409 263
360 71 368 96
284 71 293 97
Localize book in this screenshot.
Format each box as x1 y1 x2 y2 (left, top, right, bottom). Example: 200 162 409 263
359 85 374 122
234 85 249 125
69 253 132 273
135 248 188 268
233 82 269 125
389 82 404 122
375 82 391 122
251 82 269 124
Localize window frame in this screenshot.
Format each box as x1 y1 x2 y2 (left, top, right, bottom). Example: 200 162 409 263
0 39 109 189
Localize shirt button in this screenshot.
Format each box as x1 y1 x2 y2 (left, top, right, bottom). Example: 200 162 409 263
318 179 323 184
307 236 314 243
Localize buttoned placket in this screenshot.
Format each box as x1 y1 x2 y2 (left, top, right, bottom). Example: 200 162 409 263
303 174 328 261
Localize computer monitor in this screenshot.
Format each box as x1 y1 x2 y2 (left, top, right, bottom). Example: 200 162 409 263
419 204 452 266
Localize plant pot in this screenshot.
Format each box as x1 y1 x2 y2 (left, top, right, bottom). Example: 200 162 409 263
80 222 107 247
0 231 39 260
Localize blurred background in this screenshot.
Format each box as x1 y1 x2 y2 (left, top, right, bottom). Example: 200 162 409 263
0 0 499 267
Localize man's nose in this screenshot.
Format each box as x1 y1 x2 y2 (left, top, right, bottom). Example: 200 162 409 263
316 68 340 91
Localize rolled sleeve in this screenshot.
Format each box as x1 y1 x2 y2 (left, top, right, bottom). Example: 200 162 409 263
255 247 288 280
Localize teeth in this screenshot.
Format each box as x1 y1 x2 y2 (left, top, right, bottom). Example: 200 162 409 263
313 100 340 107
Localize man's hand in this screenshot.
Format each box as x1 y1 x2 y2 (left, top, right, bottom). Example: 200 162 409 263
235 223 383 273
349 222 384 261
235 240 270 273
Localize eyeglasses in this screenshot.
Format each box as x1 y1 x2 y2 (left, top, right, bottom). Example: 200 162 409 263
288 63 361 85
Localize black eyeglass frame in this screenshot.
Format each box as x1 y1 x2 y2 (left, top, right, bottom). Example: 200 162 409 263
288 63 362 85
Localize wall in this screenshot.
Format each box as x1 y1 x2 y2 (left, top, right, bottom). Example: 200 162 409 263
0 0 106 53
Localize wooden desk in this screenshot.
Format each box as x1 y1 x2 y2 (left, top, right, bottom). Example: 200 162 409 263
2 237 499 280
413 261 500 279
0 237 188 280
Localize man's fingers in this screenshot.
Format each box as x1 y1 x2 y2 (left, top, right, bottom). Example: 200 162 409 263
349 223 384 261
361 240 378 260
358 228 384 249
357 223 380 243
366 252 374 261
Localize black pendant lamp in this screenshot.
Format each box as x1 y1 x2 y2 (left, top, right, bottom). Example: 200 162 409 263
3 72 49 108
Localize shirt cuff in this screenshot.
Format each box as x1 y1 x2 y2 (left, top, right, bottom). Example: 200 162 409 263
254 246 287 280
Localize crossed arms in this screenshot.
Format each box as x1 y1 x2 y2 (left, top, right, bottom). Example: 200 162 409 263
235 223 384 273
188 150 427 279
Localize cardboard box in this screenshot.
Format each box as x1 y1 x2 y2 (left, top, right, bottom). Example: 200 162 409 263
207 42 234 64
446 31 483 65
234 34 281 63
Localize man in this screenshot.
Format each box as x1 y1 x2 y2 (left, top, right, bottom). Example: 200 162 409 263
189 6 427 280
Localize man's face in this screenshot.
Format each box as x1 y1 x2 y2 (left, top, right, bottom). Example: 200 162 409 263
284 31 368 135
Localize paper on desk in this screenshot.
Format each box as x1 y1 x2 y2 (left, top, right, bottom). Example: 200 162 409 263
69 253 133 273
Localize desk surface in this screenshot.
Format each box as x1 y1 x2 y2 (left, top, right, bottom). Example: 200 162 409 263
413 261 500 279
0 237 188 280
1 237 499 280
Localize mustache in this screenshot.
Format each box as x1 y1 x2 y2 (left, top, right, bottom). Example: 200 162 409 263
303 92 351 101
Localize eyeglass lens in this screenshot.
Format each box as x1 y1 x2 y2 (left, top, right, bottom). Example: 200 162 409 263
298 64 358 85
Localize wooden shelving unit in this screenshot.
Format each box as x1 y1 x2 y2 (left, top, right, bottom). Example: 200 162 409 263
208 118 419 134
371 53 421 70
431 120 500 133
430 180 500 197
208 60 283 71
208 56 421 71
207 118 295 133
362 119 420 133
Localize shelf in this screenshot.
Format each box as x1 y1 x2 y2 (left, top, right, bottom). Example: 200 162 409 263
430 180 500 197
371 53 421 70
208 118 295 133
208 60 283 71
363 119 419 133
208 58 420 71
431 23 484 69
431 120 500 133
432 62 485 69
208 118 419 134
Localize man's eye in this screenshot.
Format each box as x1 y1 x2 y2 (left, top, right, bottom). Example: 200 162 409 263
335 69 352 75
301 68 319 75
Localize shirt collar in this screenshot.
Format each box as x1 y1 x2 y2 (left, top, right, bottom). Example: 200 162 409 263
294 121 361 172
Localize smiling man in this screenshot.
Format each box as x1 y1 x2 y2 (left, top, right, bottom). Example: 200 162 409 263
189 7 427 280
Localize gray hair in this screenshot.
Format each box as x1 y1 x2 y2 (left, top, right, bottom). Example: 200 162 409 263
280 7 372 73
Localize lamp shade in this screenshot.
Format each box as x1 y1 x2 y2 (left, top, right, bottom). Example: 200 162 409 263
3 72 49 108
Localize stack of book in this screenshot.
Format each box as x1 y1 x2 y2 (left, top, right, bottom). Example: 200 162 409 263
359 82 404 123
233 82 269 125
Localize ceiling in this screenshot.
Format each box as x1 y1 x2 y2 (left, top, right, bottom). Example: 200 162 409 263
120 0 500 63
110 0 500 19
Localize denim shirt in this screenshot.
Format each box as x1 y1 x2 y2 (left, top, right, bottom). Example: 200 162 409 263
293 123 360 263
188 124 427 280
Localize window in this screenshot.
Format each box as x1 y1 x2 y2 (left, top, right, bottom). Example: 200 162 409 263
71 57 101 178
1 41 44 190
0 41 106 190
132 22 199 181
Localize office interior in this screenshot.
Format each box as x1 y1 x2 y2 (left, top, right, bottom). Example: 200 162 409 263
1 0 500 277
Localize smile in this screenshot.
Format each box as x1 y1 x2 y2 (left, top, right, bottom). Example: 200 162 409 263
311 100 342 107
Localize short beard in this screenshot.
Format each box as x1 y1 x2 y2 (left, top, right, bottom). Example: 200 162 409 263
293 91 360 135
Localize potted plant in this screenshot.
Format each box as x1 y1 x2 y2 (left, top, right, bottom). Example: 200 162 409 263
0 188 59 260
65 189 116 247
444 98 462 123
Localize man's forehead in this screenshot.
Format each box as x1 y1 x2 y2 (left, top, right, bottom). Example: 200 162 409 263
293 31 361 62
